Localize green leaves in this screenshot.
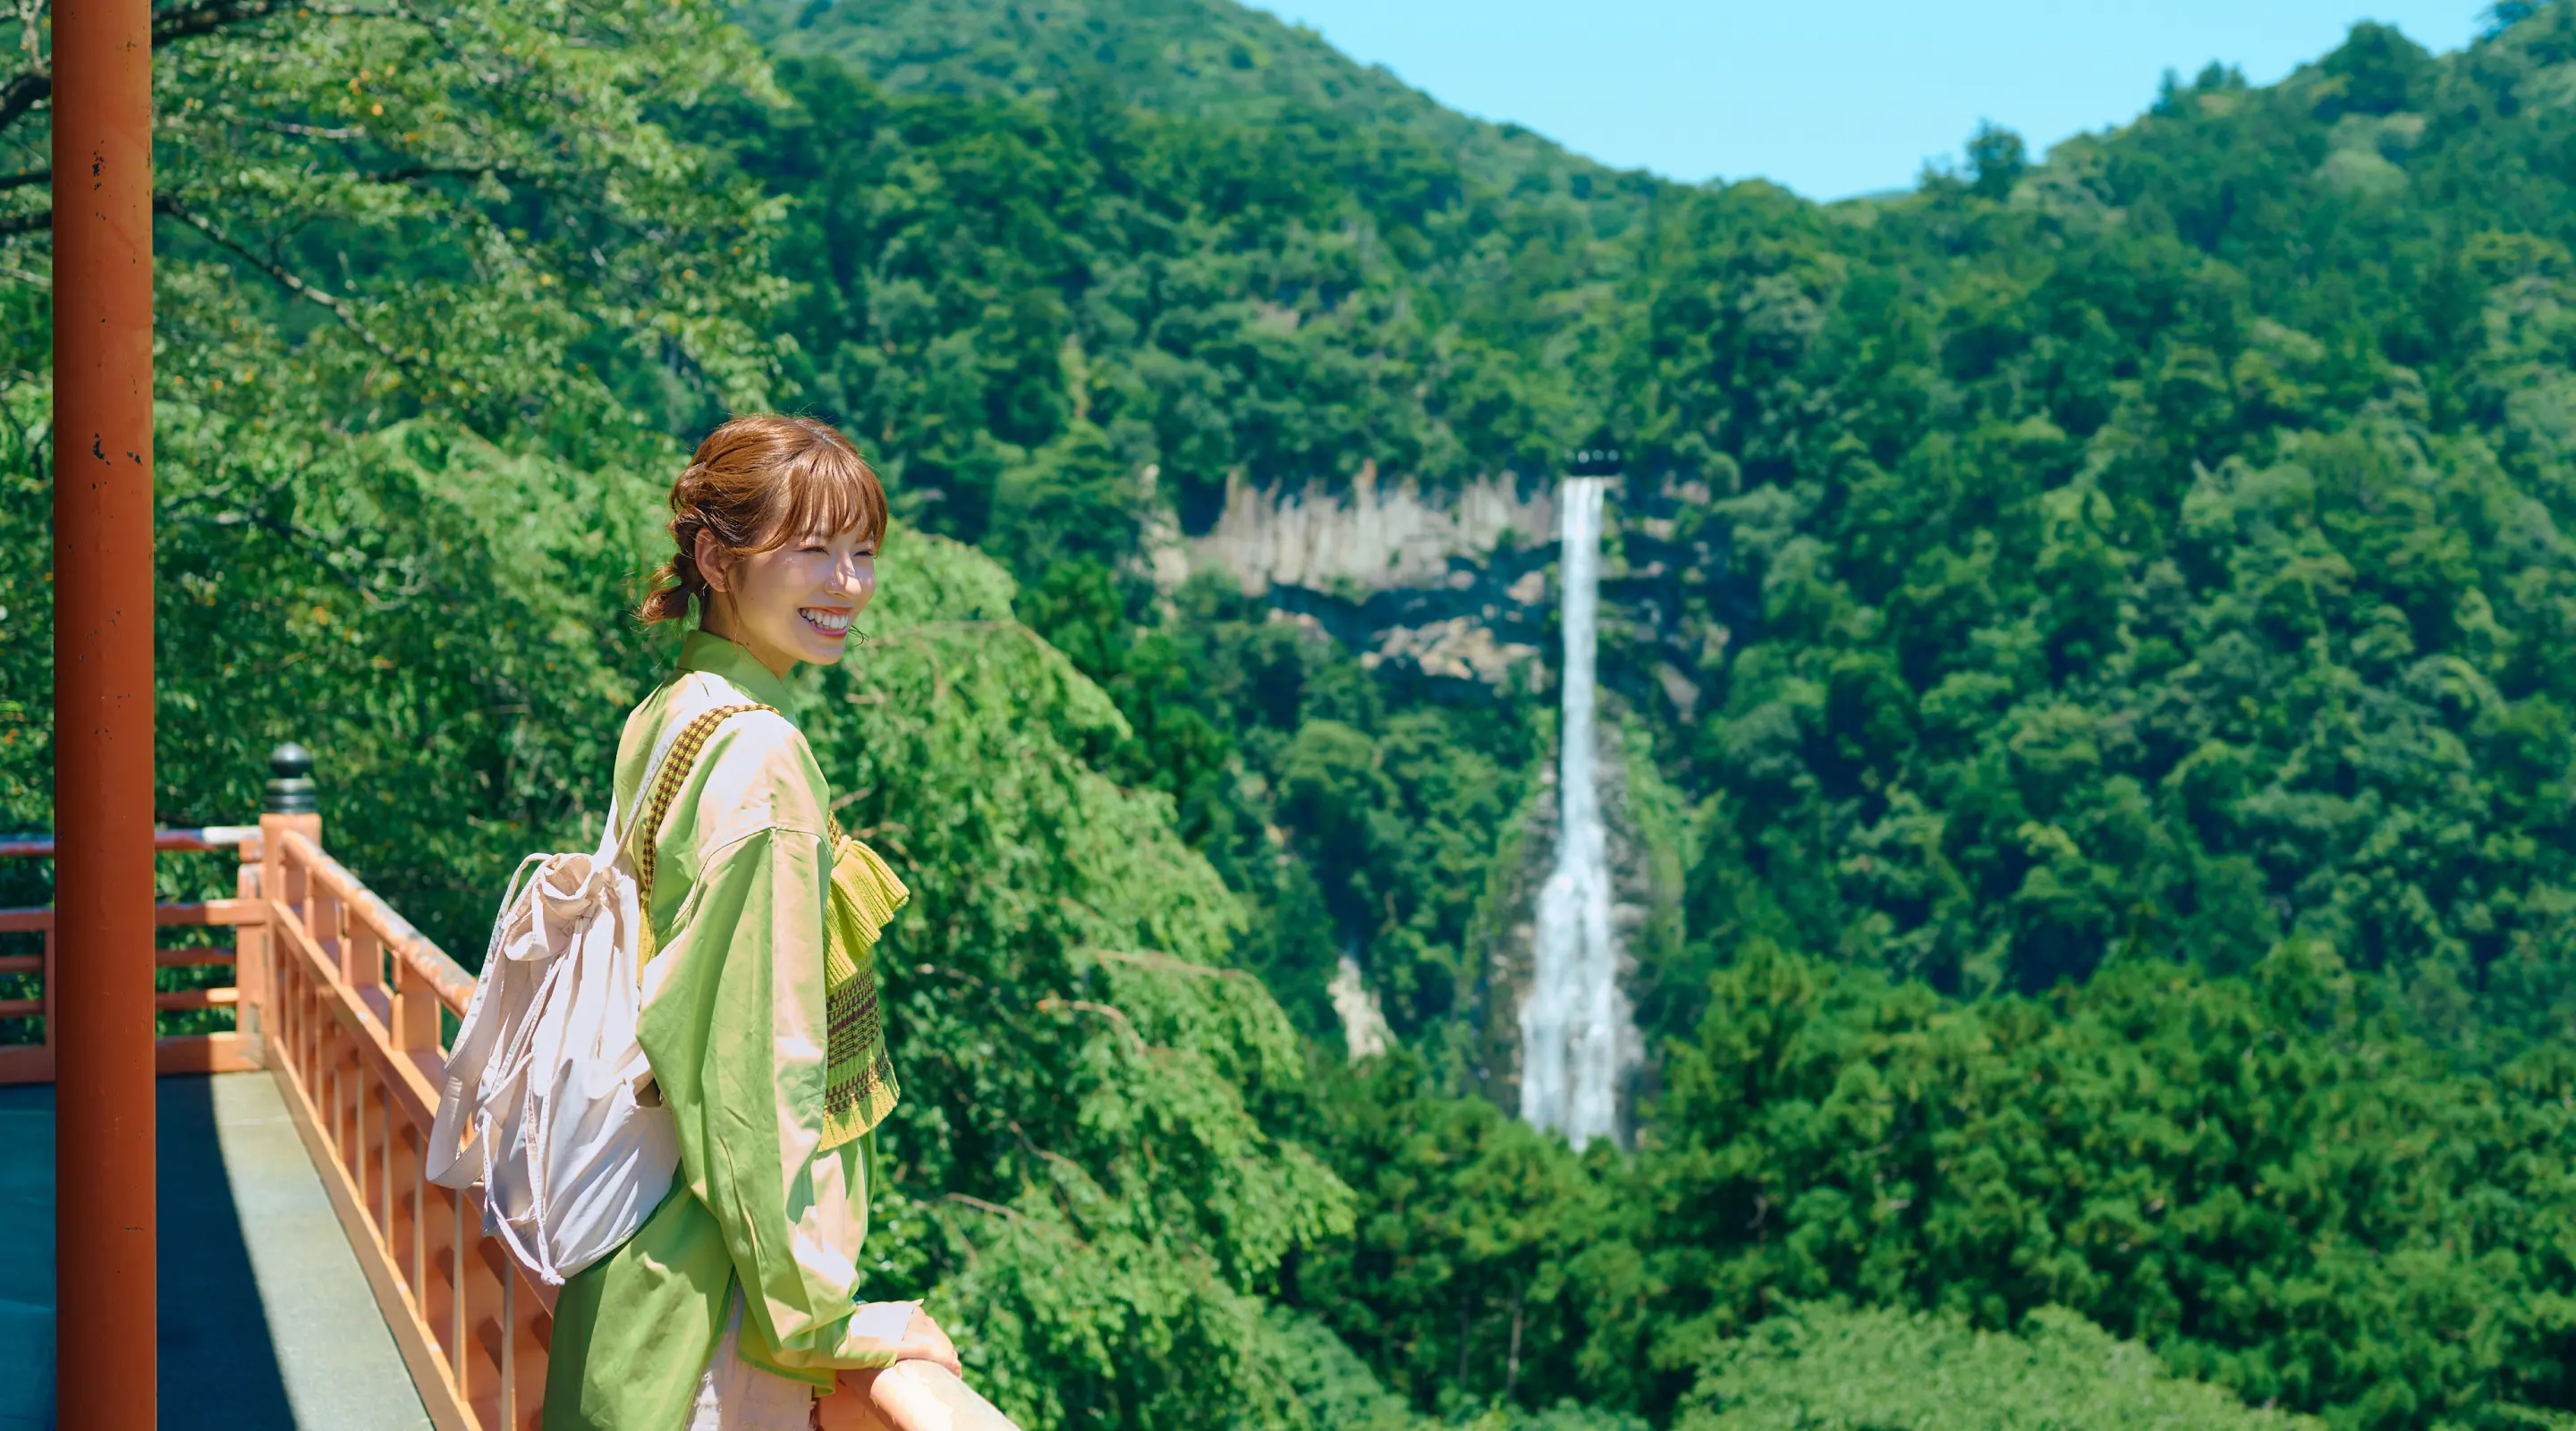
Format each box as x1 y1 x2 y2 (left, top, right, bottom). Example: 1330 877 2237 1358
1668 942 2576 1427
1679 1304 2316 1430
716 52 1630 551
1633 12 2576 1018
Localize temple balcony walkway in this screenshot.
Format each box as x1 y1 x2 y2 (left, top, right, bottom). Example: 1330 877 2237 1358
0 1074 431 1430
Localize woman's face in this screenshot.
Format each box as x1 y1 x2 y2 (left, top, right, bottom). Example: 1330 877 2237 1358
698 523 878 677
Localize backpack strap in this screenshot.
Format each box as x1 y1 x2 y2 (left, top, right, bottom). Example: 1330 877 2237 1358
630 702 775 964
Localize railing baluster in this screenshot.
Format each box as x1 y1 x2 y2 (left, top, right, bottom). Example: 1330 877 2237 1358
411 1134 428 1316
311 994 328 1147
364 1065 379 1232
453 1190 470 1415
500 1273 517 1431
422 1173 461 1388
347 919 381 1003
378 1081 394 1249
338 1038 352 1162
349 1056 366 1206
309 869 343 987
346 1043 363 1180
233 840 265 1055
392 946 442 1065
40 921 55 1078
355 1061 374 1227
302 968 316 1099
352 1045 366 1176
327 1032 340 1152
301 959 318 1102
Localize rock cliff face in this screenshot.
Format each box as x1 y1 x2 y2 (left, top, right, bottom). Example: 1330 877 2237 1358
1170 466 1558 686
1166 466 1755 722
1192 464 1559 596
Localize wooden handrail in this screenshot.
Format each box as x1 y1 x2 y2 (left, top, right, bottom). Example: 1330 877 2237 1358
10 799 1021 1431
0 900 261 936
822 1362 1022 1430
0 873 265 1088
0 944 239 972
275 830 478 1014
0 826 260 859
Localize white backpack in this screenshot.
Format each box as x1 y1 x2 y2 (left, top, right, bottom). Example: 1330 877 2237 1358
426 703 768 1285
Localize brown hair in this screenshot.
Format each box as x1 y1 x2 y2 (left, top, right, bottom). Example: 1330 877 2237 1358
640 414 889 624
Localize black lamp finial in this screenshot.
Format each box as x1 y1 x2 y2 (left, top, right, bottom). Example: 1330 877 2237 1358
264 743 317 815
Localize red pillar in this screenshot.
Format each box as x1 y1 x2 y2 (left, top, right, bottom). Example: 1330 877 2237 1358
51 0 157 1425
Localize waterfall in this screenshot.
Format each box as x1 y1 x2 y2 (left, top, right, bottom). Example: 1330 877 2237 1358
1520 477 1635 1149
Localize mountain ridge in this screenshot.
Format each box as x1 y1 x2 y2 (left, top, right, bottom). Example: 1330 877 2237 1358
734 0 1665 223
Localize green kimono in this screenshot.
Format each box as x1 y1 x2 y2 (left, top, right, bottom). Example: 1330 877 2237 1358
544 632 907 1430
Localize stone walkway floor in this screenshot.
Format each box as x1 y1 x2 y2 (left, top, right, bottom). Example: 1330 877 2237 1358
0 1071 432 1430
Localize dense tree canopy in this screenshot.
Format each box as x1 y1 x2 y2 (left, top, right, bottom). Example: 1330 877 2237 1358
1679 1303 2318 1430
11 0 2576 1427
1642 15 2576 1045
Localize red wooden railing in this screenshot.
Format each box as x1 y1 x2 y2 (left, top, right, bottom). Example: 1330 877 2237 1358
260 817 555 1431
0 826 267 1086
7 763 1016 1431
3 808 553 1431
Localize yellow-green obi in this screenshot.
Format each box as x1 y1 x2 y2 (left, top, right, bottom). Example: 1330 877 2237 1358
823 829 907 1149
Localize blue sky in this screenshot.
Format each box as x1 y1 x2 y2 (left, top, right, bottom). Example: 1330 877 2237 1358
1256 1 2490 199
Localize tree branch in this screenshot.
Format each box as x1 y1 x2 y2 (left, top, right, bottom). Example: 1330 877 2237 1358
1 160 533 239
362 164 509 186
148 0 287 47
0 68 47 140
154 196 411 368
3 0 330 144
1081 945 1258 984
942 1192 1023 1222
1038 995 1152 1057
254 119 367 140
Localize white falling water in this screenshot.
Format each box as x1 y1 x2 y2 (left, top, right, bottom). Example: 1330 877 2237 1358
1520 477 1636 1149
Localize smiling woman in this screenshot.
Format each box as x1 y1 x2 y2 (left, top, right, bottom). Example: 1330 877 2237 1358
545 413 960 1431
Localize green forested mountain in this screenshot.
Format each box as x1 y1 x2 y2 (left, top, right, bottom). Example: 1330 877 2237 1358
1647 28 2576 1040
701 22 1648 543
733 0 1653 215
12 1 2576 1428
715 0 2576 1046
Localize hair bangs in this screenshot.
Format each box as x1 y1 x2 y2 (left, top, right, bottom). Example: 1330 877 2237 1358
757 428 888 552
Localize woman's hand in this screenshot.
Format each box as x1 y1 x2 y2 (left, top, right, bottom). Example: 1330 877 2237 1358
813 1306 972 1431
885 1306 960 1375
836 1300 962 1374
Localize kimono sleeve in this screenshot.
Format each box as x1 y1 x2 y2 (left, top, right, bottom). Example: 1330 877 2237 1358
634 822 911 1372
